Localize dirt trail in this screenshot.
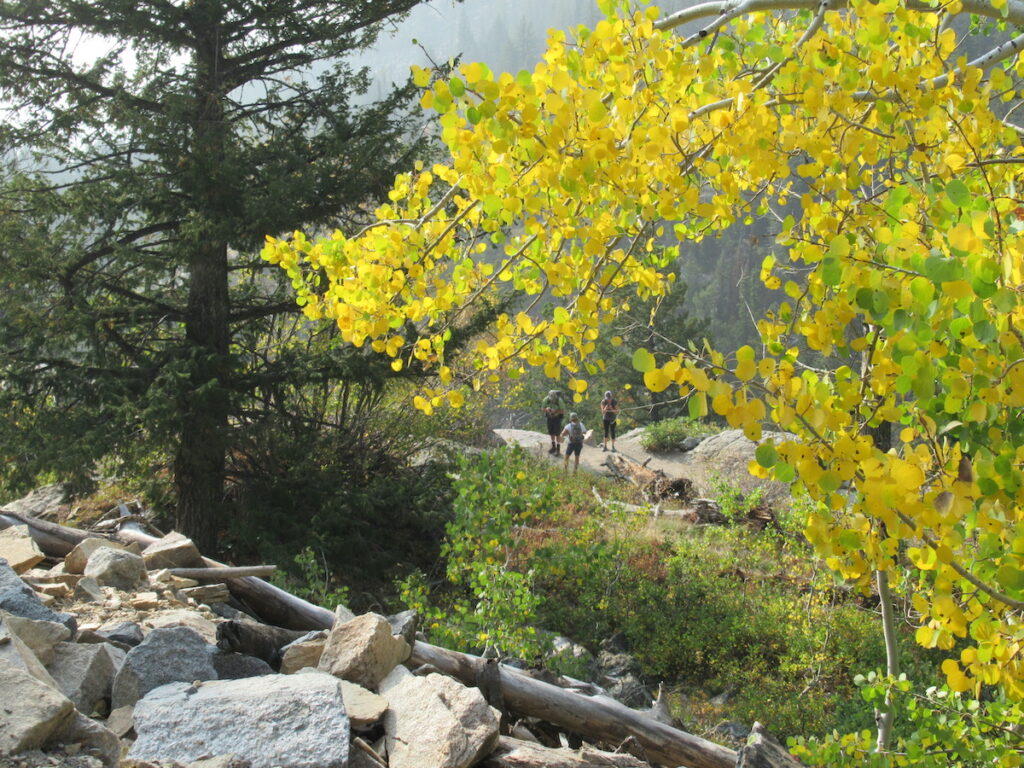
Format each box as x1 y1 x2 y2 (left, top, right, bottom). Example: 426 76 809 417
492 427 792 506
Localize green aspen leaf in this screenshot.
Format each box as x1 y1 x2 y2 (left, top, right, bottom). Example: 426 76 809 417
755 442 777 468
821 256 842 287
996 565 1024 591
448 77 466 97
774 462 795 483
688 392 707 419
632 347 656 373
945 179 971 208
838 530 862 550
819 470 842 493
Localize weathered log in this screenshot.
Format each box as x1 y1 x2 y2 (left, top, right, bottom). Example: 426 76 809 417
0 510 95 556
167 565 276 580
602 455 694 503
215 619 309 664
410 642 736 768
481 736 650 768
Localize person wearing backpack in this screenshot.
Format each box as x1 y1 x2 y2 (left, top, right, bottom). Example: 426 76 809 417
600 390 619 452
561 412 586 474
542 389 565 455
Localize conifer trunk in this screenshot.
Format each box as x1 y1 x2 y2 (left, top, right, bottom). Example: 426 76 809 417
174 4 230 553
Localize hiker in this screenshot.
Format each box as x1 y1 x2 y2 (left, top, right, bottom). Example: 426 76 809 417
542 389 565 455
600 390 619 452
562 412 586 474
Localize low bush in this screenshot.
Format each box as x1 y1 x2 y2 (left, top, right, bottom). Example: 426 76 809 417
639 416 720 452
406 447 929 741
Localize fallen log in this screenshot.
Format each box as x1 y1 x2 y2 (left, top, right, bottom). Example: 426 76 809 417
0 510 94 556
1 511 737 768
481 736 650 767
410 642 736 768
602 455 694 503
168 565 276 580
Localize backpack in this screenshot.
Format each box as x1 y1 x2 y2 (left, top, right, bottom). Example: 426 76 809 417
567 421 584 443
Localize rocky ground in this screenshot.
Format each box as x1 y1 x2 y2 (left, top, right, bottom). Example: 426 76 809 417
0 460 803 768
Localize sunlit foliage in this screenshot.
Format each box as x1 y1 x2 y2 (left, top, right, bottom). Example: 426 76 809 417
266 0 1024 701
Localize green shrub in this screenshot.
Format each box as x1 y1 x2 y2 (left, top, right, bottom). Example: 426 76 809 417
640 417 719 452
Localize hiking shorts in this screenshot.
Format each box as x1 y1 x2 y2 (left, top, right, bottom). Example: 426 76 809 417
566 440 583 457
546 414 564 436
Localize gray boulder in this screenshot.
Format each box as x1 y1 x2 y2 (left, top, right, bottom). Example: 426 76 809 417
1 610 61 688
0 557 76 630
47 641 126 715
383 671 499 768
0 660 75 753
212 651 274 679
111 626 218 709
50 710 120 768
0 483 68 520
1 611 72 665
98 620 144 647
129 672 350 768
64 537 135 574
83 546 148 591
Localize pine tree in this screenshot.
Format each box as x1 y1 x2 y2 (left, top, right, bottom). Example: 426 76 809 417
0 1 443 550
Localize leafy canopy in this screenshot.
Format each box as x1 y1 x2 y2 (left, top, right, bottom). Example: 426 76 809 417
267 0 1024 699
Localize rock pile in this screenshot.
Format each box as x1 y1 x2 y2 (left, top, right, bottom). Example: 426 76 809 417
0 514 802 768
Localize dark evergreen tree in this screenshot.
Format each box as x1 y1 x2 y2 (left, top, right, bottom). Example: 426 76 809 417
0 1 453 550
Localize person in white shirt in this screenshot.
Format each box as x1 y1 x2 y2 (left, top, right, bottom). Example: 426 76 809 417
561 412 586 474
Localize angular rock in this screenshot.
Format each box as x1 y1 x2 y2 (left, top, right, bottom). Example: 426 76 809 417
111 626 218 709
0 524 45 573
387 609 420 647
50 710 120 768
146 608 218 643
98 620 144 647
736 722 805 767
141 531 202 570
0 483 68 520
340 680 388 728
318 613 410 689
212 651 273 680
1 611 61 688
47 641 126 715
64 538 132 575
0 660 75 753
75 629 131 654
279 633 326 674
83 547 148 591
74 575 107 603
104 705 135 738
34 582 71 598
131 591 160 610
0 558 76 630
129 671 350 768
1 611 72 665
21 566 77 587
188 756 252 768
383 672 499 768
